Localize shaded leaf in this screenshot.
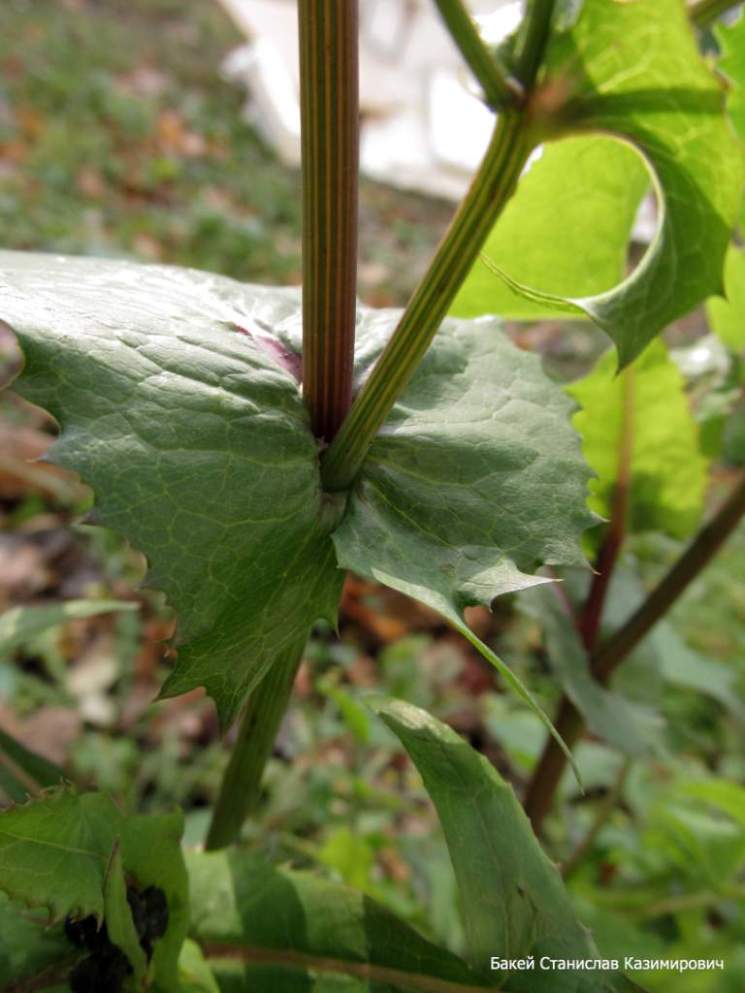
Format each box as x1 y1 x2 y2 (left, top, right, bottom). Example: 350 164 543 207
186 848 485 993
520 586 664 758
567 341 709 539
451 136 647 321
486 0 744 365
0 252 343 728
104 842 148 986
0 892 71 991
373 698 631 992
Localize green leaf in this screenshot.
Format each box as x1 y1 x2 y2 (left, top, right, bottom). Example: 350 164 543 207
0 599 136 659
716 11 745 142
0 252 344 728
120 811 190 993
519 586 664 758
373 698 628 992
0 892 71 991
450 136 647 321
0 789 188 990
487 0 744 365
333 315 594 765
567 341 709 539
105 842 148 986
179 940 221 993
186 848 485 993
0 789 120 920
0 728 67 803
706 244 745 351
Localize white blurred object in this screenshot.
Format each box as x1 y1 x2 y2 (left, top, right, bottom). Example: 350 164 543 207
217 0 521 200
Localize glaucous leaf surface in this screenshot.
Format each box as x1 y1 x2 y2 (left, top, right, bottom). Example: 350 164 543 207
450 137 647 321
0 251 344 728
333 314 594 753
374 699 637 993
0 789 187 991
567 341 708 540
487 0 744 365
706 245 745 351
186 849 484 993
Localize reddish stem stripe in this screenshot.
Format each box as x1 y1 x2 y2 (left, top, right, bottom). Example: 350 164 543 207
299 0 359 442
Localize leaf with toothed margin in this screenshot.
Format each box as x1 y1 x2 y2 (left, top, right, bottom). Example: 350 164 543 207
480 0 744 367
0 789 188 991
373 698 641 992
0 251 344 728
0 790 120 922
333 315 595 768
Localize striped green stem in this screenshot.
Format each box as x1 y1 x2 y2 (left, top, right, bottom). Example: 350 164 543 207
321 110 534 491
300 0 359 442
205 636 307 850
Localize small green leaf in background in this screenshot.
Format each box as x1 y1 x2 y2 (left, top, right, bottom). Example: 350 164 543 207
0 252 344 729
520 586 664 759
480 0 744 366
568 341 709 539
706 245 745 351
450 136 647 321
179 939 220 993
373 698 632 992
0 727 67 803
0 599 136 660
187 848 484 993
333 315 594 761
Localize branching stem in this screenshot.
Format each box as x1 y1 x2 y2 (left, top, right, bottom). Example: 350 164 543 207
524 472 745 834
433 0 524 109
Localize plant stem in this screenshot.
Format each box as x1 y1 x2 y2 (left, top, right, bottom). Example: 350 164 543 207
562 760 630 880
321 110 534 490
205 637 306 850
689 0 743 27
433 0 523 109
299 0 359 442
513 0 558 86
524 471 745 834
577 367 634 650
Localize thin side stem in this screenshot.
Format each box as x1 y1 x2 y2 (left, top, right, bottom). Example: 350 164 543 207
689 0 743 27
299 0 359 442
513 0 558 86
577 367 635 650
205 638 307 850
524 472 745 835
321 110 534 490
433 0 523 109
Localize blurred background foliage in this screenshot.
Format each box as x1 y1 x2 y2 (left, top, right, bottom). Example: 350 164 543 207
0 2 744 991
